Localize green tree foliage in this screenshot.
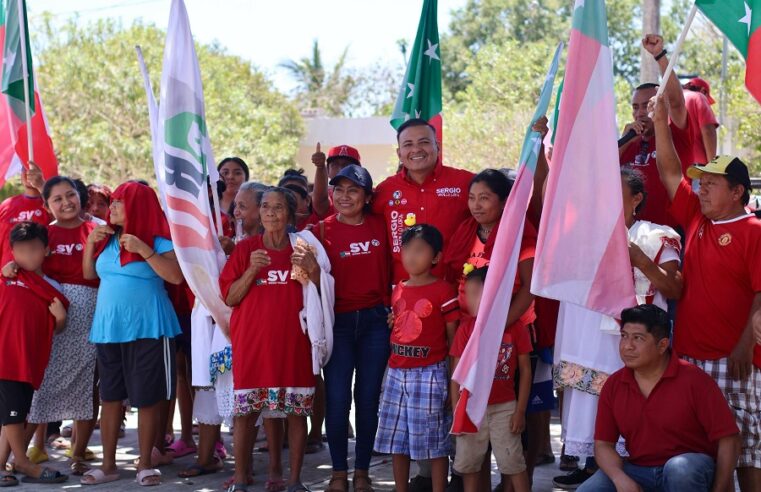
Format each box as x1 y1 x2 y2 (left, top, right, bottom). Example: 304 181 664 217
280 39 356 117
34 18 303 187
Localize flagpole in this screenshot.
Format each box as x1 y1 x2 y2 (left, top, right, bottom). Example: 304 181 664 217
655 4 698 98
15 0 32 163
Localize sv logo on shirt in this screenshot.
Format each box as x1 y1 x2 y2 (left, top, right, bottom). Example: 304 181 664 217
54 243 84 256
12 210 41 222
264 270 290 285
344 239 381 257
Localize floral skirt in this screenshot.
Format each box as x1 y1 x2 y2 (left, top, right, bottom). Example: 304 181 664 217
233 387 314 417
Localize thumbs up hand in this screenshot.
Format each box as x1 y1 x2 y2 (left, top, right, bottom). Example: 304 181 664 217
311 142 326 169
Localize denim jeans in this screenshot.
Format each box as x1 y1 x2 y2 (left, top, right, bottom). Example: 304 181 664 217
578 453 715 492
324 304 391 471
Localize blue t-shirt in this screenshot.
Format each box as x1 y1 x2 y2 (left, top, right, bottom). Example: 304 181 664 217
89 235 181 344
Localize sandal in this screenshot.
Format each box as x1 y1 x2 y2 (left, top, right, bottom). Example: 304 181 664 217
223 475 254 489
177 463 219 478
80 469 120 486
136 468 161 487
0 474 18 488
64 448 96 461
353 473 374 492
167 438 197 458
226 485 248 492
21 467 68 484
325 475 348 492
70 461 91 476
266 478 287 492
25 447 48 464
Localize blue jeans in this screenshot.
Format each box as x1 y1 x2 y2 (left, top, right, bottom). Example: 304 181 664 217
324 305 391 471
578 453 715 492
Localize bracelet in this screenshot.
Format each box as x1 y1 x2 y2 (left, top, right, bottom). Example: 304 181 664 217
654 49 667 61
143 251 156 260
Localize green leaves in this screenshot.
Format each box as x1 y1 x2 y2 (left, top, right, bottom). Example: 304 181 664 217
34 19 303 187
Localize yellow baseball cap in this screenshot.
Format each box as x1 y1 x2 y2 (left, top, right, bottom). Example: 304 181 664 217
686 155 751 190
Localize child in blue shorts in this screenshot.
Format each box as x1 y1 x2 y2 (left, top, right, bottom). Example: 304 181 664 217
374 224 460 492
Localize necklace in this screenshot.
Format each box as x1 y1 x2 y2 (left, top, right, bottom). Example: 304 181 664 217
478 225 493 240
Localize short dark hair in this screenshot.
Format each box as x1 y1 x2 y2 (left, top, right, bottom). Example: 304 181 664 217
465 266 488 284
10 221 48 247
259 186 298 225
725 174 751 206
73 178 89 210
401 223 444 255
42 176 79 206
620 304 670 341
218 156 250 182
396 118 437 142
621 166 648 214
278 168 309 189
471 169 512 202
635 82 659 92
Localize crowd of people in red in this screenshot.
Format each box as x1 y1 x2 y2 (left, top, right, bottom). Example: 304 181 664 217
0 35 758 492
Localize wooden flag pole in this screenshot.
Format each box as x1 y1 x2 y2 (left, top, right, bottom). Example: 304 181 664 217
15 0 33 163
656 4 698 98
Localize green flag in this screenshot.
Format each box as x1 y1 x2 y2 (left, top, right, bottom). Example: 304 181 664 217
2 0 35 120
390 0 442 141
696 0 761 104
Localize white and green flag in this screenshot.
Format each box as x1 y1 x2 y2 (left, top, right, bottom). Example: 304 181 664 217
155 0 230 363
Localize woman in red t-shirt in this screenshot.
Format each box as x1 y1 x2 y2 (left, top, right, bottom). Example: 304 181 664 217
217 157 249 215
317 164 391 492
219 188 319 492
2 176 100 475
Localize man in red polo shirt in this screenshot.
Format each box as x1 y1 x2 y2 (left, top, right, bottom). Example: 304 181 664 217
653 94 761 491
373 118 473 284
619 35 693 229
0 164 50 266
579 304 739 492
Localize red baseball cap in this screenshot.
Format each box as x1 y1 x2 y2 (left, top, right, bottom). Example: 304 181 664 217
327 145 361 166
684 77 715 105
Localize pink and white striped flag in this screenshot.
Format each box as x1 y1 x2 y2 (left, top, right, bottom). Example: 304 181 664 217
451 43 562 433
531 0 636 317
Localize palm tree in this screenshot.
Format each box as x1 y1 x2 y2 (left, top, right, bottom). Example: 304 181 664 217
280 40 355 116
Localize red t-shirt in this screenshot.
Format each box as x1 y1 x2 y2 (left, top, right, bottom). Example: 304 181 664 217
0 194 51 265
595 352 739 466
456 225 537 325
389 278 459 368
43 221 99 288
319 214 391 313
0 274 63 388
372 163 474 284
450 316 532 404
684 90 719 165
619 121 694 228
219 236 314 389
669 179 761 367
297 211 320 231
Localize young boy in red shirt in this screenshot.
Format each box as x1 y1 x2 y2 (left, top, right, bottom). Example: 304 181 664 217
374 224 459 492
450 266 532 492
0 222 68 485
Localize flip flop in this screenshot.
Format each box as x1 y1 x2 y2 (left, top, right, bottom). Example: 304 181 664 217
136 468 161 487
265 478 287 492
70 460 91 476
25 447 48 464
21 467 68 484
64 448 96 461
177 463 219 478
80 469 120 486
226 484 248 492
0 474 18 488
167 439 197 458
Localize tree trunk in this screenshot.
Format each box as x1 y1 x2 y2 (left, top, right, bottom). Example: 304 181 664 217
640 0 661 83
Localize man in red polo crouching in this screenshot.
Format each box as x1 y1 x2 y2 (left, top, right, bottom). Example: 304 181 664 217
579 305 739 492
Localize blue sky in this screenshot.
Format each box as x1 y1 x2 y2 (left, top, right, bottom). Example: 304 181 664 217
28 0 467 92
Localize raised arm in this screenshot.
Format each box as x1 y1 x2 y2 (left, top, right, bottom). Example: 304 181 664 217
701 124 718 162
311 143 331 218
643 34 687 129
651 95 682 202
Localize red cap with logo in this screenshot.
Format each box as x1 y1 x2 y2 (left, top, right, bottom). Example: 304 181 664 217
327 145 361 166
684 77 715 105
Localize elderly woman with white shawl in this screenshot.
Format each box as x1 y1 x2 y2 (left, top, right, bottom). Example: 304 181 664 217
219 187 334 492
552 167 683 486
